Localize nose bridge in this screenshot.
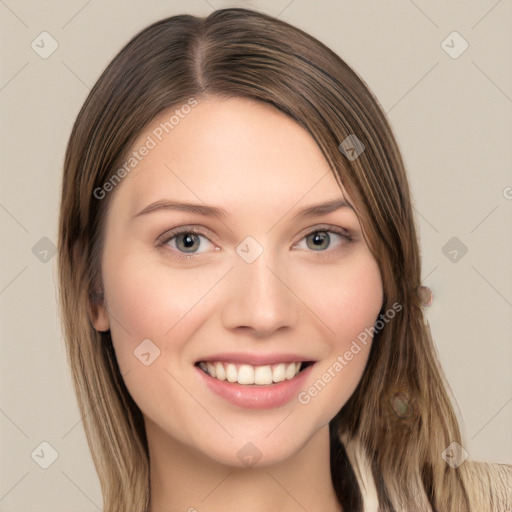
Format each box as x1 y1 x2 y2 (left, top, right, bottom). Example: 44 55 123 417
221 244 298 335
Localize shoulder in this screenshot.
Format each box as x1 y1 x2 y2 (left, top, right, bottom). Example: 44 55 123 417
464 460 512 512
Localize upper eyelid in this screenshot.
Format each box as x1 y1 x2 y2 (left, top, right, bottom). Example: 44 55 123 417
291 226 352 250
158 226 218 247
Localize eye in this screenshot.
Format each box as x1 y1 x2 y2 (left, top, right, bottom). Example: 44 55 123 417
293 227 352 252
158 224 353 261
159 226 217 260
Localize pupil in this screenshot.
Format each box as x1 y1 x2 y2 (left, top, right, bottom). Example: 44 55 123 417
178 233 199 252
308 231 330 250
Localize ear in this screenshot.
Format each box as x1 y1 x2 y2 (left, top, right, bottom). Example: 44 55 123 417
88 292 110 332
75 238 110 332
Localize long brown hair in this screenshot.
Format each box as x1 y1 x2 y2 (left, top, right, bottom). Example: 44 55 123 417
58 8 511 512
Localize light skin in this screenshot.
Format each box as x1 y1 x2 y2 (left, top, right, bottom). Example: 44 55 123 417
91 96 383 512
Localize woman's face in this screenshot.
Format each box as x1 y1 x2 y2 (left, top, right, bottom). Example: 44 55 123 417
92 96 383 467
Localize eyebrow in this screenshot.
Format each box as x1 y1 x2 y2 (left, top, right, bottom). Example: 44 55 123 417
133 198 354 221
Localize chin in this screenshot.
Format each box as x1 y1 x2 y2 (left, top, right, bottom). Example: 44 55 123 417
197 426 314 470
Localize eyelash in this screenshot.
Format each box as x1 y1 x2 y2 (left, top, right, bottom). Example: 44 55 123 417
157 225 353 261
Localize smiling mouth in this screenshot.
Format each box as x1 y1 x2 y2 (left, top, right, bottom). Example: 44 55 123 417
195 361 315 386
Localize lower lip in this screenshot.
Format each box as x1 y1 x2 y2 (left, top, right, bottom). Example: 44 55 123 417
196 364 315 410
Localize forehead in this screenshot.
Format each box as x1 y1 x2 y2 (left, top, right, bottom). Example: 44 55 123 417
113 96 352 214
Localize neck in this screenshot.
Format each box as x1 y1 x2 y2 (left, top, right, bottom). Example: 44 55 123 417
146 420 343 512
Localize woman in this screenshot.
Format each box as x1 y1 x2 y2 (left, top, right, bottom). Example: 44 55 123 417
57 7 512 512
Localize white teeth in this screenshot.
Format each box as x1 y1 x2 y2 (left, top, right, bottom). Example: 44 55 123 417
254 365 273 385
215 362 226 380
226 363 238 383
272 363 286 383
199 360 305 385
206 362 216 378
285 362 298 380
238 364 254 385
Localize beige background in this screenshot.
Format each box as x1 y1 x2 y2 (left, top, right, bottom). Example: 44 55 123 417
1 0 511 510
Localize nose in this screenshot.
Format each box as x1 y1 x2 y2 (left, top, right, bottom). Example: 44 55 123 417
220 252 299 337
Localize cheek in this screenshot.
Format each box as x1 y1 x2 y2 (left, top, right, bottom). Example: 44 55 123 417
100 253 223 421
294 254 383 421
296 251 383 344
101 250 228 366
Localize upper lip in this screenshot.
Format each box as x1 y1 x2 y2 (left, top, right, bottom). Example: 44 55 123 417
196 352 316 366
